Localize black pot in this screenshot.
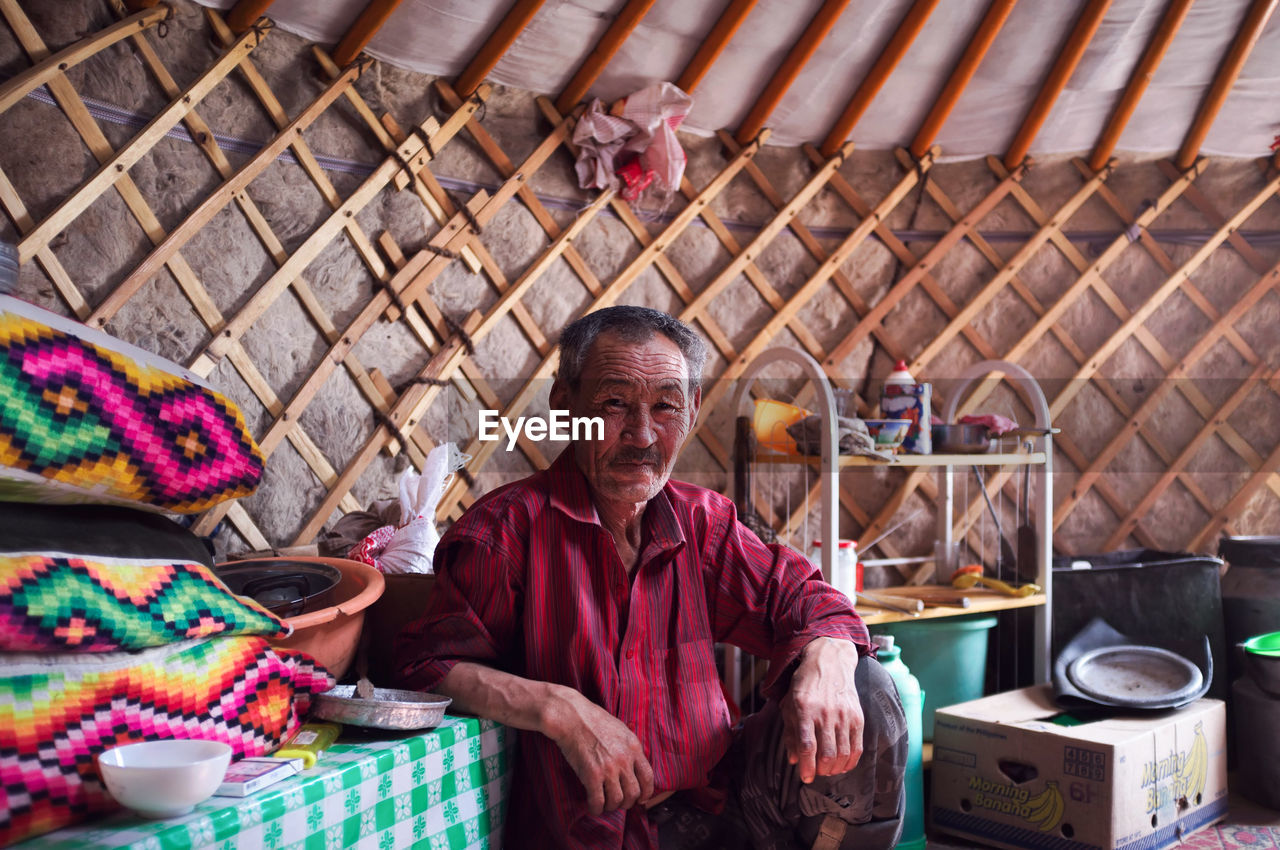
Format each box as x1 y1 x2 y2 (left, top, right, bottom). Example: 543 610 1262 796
214 559 343 618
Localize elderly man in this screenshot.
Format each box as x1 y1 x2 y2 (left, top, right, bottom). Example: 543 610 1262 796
396 306 905 849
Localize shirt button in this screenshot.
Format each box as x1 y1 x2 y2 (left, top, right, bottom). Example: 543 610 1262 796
626 649 636 660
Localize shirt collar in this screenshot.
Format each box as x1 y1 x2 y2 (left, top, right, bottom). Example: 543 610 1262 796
546 447 599 525
545 447 686 556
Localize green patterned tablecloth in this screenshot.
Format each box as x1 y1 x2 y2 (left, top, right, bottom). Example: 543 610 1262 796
21 716 514 850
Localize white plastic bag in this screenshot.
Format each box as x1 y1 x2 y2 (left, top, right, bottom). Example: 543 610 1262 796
572 82 692 205
346 443 467 574
621 82 692 204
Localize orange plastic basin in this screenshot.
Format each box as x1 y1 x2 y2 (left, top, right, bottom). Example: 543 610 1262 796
268 557 385 680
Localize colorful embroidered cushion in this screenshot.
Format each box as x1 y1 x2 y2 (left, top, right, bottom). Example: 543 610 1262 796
0 551 288 652
0 636 334 846
0 295 264 513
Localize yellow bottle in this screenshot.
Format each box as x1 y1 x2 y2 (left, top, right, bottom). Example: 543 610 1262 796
275 722 341 768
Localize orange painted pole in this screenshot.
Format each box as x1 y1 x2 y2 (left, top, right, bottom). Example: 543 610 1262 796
734 0 852 145
554 0 658 114
225 0 277 34
819 0 941 157
1175 0 1279 170
908 0 1018 159
675 0 759 95
1088 0 1195 171
454 0 547 97
1003 0 1113 170
331 0 405 67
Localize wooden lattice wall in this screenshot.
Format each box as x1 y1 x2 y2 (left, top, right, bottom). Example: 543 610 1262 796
2 1 1278 575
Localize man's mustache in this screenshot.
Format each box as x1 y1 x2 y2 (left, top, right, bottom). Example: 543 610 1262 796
611 448 661 465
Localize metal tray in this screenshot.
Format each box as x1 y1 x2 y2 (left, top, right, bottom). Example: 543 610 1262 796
310 686 452 730
1066 644 1204 708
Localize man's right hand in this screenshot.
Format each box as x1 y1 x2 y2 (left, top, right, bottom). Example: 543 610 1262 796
547 689 656 816
435 663 656 816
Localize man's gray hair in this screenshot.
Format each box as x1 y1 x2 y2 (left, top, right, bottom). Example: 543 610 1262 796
558 306 707 394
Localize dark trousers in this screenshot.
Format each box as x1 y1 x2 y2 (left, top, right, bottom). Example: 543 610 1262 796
651 656 907 850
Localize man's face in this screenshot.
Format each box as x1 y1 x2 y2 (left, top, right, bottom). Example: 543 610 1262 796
552 331 701 507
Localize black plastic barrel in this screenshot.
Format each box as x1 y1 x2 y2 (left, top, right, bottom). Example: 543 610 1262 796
1051 549 1227 701
1219 536 1280 686
1232 677 1280 808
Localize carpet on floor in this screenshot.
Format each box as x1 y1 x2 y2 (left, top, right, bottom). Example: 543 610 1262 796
1185 826 1280 849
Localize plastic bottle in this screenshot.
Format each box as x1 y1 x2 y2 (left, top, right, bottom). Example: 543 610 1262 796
810 540 860 595
874 634 925 850
884 360 915 388
880 360 932 454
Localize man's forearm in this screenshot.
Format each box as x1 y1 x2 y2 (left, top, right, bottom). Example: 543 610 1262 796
436 661 577 739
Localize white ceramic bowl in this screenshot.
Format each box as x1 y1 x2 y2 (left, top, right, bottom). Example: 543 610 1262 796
863 418 913 449
97 739 233 819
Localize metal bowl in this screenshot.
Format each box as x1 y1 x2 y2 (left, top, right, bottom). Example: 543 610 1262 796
932 423 993 453
310 686 452 730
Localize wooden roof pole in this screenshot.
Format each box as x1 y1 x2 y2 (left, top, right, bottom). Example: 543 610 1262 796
225 0 277 34
331 0 405 68
454 0 547 97
1175 0 1279 170
675 0 752 94
675 0 758 94
1087 0 1194 172
908 0 1018 159
734 0 852 145
1002 0 1113 170
819 0 941 157
554 0 658 114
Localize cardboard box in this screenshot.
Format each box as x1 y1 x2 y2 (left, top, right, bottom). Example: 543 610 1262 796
214 756 304 797
931 686 1227 850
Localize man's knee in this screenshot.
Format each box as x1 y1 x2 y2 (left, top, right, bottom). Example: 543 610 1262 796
856 655 907 751
796 656 907 849
733 654 909 849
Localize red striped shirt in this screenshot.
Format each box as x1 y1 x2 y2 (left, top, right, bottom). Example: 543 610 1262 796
396 449 868 848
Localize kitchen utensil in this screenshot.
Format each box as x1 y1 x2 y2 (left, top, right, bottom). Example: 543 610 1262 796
734 416 776 543
752 398 811 453
971 467 1017 573
353 646 375 699
923 598 971 609
269 557 386 680
310 685 452 731
1067 644 1204 708
214 558 343 618
856 590 923 616
873 587 972 609
861 418 912 451
931 423 993 453
951 564 1039 597
97 739 233 819
1015 452 1038 584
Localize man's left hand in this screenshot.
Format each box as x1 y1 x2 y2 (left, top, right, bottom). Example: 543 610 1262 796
779 636 863 783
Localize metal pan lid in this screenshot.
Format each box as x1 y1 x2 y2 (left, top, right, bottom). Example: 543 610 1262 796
1067 644 1204 708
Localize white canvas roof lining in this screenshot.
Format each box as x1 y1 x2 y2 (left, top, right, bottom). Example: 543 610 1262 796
192 0 1280 161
